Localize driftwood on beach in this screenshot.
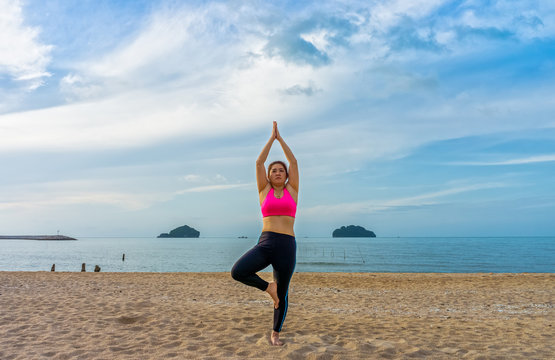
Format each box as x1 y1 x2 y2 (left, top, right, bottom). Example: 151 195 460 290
0 235 77 241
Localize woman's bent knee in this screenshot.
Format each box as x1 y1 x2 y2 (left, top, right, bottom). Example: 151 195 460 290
230 265 242 281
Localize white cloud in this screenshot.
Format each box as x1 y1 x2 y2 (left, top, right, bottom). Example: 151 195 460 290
87 9 192 79
0 91 194 151
0 193 152 211
0 181 167 212
213 174 228 182
449 0 555 41
449 154 555 166
435 30 456 45
0 57 325 151
63 3 255 100
0 5 328 152
370 0 444 31
1 1 555 237
0 0 52 91
300 29 333 52
60 73 102 101
2 0 554 168
302 182 507 218
180 174 231 185
181 174 203 182
175 183 252 194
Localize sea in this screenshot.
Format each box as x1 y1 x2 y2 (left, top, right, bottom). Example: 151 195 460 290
0 236 553 273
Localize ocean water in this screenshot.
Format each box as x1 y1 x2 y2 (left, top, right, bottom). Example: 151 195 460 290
0 236 553 273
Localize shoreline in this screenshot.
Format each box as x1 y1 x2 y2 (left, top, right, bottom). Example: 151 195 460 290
1 272 553 359
3 270 553 272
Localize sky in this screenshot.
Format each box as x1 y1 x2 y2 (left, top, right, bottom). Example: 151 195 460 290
1 0 555 237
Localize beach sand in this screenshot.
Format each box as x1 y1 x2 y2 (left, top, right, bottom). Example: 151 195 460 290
0 272 553 359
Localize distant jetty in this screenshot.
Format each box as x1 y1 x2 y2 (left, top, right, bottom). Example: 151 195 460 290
0 235 77 241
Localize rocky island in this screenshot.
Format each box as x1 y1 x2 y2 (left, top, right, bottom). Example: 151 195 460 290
332 225 376 238
158 225 200 238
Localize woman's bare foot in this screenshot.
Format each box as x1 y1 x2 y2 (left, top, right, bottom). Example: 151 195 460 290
270 331 283 346
266 281 279 309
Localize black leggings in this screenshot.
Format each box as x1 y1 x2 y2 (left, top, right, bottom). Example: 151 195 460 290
231 231 296 332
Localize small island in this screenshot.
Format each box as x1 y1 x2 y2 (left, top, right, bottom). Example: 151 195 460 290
158 225 200 238
0 235 77 241
332 225 376 238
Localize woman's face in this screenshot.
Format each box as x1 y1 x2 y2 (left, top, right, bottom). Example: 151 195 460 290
269 164 287 186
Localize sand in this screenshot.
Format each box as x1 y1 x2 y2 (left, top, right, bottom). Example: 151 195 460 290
0 272 553 359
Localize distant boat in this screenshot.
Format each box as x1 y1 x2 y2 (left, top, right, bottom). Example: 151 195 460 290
237 236 248 239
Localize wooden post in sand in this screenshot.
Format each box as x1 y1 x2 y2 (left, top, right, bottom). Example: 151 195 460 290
94 265 101 272
51 264 55 272
81 263 86 272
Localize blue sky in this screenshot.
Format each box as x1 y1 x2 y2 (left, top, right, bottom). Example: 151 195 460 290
1 0 555 237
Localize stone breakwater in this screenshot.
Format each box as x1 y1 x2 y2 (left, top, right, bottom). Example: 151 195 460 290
0 235 76 241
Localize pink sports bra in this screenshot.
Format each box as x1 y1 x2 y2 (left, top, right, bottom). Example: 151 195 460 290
261 187 297 218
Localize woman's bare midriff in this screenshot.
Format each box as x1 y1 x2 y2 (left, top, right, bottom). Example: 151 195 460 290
262 216 295 237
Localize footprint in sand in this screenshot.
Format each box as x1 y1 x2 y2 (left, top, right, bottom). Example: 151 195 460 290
255 336 270 346
162 341 182 349
337 341 358 350
117 315 142 324
406 348 433 357
288 345 319 357
189 330 201 338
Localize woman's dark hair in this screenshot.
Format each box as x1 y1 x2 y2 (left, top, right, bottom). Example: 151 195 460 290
267 161 288 185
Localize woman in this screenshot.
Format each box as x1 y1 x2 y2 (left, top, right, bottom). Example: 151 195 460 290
231 121 299 346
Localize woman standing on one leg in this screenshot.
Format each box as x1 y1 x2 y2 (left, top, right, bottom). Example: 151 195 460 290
231 121 299 346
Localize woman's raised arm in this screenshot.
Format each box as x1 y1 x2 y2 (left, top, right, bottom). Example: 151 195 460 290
275 124 299 193
255 125 277 193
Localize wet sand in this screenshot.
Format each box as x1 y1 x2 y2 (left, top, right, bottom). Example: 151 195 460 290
0 272 553 359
